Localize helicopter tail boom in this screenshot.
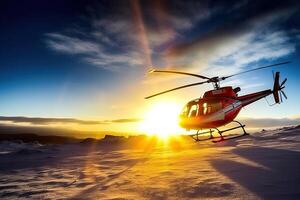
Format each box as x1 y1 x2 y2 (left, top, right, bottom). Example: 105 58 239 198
237 71 287 107
238 89 272 107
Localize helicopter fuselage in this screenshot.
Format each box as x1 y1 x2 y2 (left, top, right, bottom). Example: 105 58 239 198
145 63 288 139
179 86 273 130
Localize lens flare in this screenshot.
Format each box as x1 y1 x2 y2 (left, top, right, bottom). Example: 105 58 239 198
139 102 183 139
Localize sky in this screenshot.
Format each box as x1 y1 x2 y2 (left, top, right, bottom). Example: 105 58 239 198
0 0 300 136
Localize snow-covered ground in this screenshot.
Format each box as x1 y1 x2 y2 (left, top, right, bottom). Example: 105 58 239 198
0 126 300 200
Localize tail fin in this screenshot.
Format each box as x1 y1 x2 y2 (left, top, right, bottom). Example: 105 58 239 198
273 72 280 104
272 71 287 104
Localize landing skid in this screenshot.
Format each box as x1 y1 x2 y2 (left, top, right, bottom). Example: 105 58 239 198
189 120 248 143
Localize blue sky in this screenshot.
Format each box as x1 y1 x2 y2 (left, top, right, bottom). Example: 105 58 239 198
0 0 299 134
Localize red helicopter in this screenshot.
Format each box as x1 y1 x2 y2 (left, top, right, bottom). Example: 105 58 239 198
145 61 290 142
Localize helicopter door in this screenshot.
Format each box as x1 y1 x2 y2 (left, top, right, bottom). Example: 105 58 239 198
204 100 224 120
202 101 222 115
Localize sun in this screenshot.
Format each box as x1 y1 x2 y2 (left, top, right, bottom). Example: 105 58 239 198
139 102 183 139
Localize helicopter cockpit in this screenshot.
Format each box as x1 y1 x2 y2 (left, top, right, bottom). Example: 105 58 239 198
180 99 222 118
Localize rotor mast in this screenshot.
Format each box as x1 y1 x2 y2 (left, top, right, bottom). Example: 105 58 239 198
213 81 220 89
209 77 223 89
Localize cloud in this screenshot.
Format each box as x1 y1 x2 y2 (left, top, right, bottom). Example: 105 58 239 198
45 10 146 71
108 118 142 123
44 1 214 71
167 1 298 55
206 29 295 76
46 33 102 55
44 0 299 77
1 115 298 129
165 2 299 76
0 116 141 126
45 31 144 71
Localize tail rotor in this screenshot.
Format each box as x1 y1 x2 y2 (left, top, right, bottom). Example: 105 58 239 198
273 72 287 104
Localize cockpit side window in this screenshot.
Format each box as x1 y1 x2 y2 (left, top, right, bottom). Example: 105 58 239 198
180 105 189 117
210 101 222 113
203 102 208 115
188 104 198 118
200 101 222 115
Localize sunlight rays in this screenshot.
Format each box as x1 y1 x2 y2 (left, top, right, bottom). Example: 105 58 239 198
139 102 184 140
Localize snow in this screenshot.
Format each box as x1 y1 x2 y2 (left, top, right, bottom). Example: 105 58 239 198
0 126 300 200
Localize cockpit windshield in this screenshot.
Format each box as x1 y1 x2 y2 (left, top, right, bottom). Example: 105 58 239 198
180 100 222 118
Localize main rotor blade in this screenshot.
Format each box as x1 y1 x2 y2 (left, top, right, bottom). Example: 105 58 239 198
145 81 208 99
223 61 291 79
281 90 288 99
149 69 210 80
280 78 287 87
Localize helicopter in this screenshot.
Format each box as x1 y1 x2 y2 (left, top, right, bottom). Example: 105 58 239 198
145 61 290 142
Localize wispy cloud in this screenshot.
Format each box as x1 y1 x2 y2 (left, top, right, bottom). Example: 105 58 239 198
208 30 295 76
109 118 141 123
45 31 143 71
45 0 299 77
46 33 102 55
166 4 299 76
44 1 214 71
0 116 141 126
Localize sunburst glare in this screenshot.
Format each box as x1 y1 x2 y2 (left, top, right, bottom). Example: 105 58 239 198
139 102 183 140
